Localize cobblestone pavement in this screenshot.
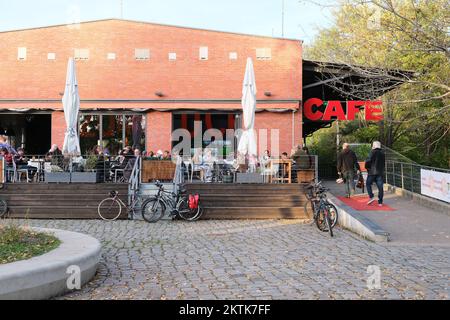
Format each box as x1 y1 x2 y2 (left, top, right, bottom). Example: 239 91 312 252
13 219 450 300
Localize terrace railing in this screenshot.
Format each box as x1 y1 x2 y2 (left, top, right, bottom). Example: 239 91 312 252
1 154 136 184
385 160 450 199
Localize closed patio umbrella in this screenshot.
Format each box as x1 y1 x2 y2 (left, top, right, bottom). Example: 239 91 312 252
237 58 257 161
173 156 184 193
62 58 81 155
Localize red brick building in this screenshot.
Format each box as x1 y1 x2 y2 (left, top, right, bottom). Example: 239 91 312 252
0 19 303 156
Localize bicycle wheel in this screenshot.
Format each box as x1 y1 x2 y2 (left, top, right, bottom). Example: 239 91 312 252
304 200 317 218
141 198 165 223
98 198 122 221
0 199 8 218
315 209 329 232
177 198 202 221
325 203 339 228
325 210 334 237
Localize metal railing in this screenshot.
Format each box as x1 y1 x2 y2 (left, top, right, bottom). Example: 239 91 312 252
128 156 142 208
0 154 136 184
385 160 450 196
181 155 318 184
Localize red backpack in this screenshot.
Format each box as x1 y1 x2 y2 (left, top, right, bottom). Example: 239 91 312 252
188 194 200 209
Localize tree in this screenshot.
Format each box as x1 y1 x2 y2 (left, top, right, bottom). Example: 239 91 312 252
304 0 449 167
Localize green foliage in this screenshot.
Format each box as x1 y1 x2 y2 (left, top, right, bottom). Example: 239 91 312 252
0 223 60 265
84 154 98 171
305 0 450 169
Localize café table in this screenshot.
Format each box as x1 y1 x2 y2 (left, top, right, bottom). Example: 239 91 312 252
269 159 293 184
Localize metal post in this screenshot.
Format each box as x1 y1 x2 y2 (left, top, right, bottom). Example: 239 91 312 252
411 163 414 193
401 162 404 189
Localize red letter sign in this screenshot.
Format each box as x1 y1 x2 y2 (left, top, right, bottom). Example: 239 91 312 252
365 101 384 121
304 98 324 121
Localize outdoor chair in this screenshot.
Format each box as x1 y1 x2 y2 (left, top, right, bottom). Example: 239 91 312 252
16 163 29 183
114 169 125 183
5 164 15 183
261 164 279 183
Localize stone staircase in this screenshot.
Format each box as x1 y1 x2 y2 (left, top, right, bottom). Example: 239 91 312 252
185 183 312 219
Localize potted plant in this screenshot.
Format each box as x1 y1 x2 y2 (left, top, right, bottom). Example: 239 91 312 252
70 154 98 183
45 165 71 183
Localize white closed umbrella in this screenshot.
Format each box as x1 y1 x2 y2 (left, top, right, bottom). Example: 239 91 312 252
62 58 81 155
238 57 257 158
173 156 184 193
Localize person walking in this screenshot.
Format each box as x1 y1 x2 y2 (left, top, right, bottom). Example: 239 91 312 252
365 141 386 206
337 143 360 198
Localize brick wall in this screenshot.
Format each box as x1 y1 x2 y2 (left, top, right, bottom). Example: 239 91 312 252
51 111 66 149
254 111 303 157
146 111 172 153
0 19 302 102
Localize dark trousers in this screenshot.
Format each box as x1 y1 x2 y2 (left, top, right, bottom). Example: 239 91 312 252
343 171 356 196
366 175 384 204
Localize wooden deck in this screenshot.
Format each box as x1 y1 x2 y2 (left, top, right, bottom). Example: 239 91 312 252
0 183 128 219
185 183 312 220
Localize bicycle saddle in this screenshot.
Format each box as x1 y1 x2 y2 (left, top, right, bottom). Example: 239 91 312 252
109 191 118 197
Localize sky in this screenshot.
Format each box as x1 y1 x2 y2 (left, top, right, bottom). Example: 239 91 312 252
0 0 338 44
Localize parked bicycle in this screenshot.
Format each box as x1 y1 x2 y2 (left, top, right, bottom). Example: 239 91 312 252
97 190 143 221
304 181 338 237
141 181 203 223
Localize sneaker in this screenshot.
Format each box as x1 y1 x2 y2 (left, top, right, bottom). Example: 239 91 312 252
367 198 376 205
378 203 383 207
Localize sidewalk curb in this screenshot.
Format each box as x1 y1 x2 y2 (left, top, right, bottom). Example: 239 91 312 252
327 194 391 243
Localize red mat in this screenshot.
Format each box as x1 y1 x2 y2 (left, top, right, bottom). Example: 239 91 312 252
337 196 395 211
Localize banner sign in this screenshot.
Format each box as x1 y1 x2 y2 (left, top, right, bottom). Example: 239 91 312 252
420 169 450 203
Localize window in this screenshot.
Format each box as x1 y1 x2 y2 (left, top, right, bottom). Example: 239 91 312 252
256 48 272 60
168 52 177 61
74 48 89 60
229 52 238 60
199 47 208 60
79 114 146 155
17 47 27 60
47 53 56 60
107 53 116 60
135 49 150 60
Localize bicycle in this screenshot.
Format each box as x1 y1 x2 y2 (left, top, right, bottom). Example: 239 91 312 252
141 181 203 223
304 181 338 237
97 190 143 221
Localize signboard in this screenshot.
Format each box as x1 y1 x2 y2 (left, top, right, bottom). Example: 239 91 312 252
421 169 450 203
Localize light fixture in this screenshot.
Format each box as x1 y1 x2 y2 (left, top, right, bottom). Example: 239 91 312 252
264 91 272 97
155 91 164 97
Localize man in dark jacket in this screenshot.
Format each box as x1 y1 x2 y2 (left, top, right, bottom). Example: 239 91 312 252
365 141 386 206
337 143 360 198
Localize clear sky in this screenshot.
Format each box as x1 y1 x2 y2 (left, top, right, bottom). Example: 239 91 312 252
0 0 337 44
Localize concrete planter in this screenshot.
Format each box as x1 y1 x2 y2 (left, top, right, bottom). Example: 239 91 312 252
45 172 71 183
235 172 264 183
0 228 101 300
70 172 97 183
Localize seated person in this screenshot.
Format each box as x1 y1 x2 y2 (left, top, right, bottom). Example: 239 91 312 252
259 150 271 169
45 144 63 168
162 150 171 160
0 147 13 165
14 148 37 181
0 147 14 182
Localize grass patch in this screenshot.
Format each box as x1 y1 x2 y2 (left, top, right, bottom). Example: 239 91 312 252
0 224 60 265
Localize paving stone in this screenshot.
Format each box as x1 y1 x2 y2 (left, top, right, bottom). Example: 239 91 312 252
9 219 448 300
